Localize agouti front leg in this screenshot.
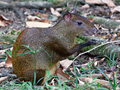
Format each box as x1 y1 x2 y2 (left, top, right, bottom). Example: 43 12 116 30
49 39 97 57
68 39 97 56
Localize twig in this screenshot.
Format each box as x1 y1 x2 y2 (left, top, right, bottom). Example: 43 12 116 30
0 1 67 9
0 1 52 9
65 40 120 70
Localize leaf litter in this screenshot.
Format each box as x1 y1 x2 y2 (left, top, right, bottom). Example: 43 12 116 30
0 0 120 89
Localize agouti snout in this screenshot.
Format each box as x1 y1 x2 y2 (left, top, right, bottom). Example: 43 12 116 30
12 11 97 85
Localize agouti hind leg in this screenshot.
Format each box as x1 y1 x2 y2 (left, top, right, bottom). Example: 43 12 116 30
19 69 46 85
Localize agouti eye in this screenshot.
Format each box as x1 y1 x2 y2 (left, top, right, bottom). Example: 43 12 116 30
77 22 82 25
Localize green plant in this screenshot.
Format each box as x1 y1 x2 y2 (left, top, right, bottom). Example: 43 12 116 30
95 52 117 90
8 30 19 35
0 80 33 90
88 15 94 19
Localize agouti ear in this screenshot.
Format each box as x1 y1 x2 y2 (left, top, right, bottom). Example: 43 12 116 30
63 12 72 22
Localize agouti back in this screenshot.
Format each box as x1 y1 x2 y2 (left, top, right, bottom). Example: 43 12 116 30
12 12 97 85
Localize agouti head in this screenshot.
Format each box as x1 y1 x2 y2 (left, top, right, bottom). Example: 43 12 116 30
12 11 97 85
58 11 97 37
52 12 97 48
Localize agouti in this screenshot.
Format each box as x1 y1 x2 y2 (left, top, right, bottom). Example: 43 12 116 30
12 11 97 85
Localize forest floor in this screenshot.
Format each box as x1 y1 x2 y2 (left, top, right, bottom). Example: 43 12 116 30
0 0 120 90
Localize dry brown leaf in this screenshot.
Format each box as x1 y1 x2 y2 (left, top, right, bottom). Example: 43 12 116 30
110 33 117 41
50 7 61 17
56 8 63 12
106 72 113 79
39 19 50 23
0 76 9 83
98 58 105 63
26 15 41 21
93 58 105 67
112 6 120 13
26 21 52 28
0 62 5 67
80 77 111 89
0 50 6 54
116 20 120 23
56 65 70 81
0 15 9 21
88 73 112 78
88 18 94 23
94 79 111 89
80 77 93 83
85 0 116 7
0 15 11 25
59 59 73 71
0 48 13 55
5 54 12 67
85 0 102 4
119 25 120 29
82 4 90 9
102 0 116 7
34 12 48 18
93 61 99 67
0 20 6 27
0 41 10 45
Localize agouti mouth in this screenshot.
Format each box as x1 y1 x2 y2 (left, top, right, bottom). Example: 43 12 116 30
84 27 97 36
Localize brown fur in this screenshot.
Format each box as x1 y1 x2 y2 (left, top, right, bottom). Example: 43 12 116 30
12 12 97 85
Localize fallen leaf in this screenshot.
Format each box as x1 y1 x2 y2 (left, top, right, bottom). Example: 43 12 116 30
0 41 10 45
119 25 120 29
110 33 117 41
102 0 116 7
34 12 48 18
0 15 9 21
116 20 120 22
88 73 112 79
39 19 50 23
0 76 9 83
50 7 61 17
80 77 93 83
59 59 73 71
0 20 6 27
56 8 63 12
26 21 52 28
85 0 102 4
0 50 6 54
82 4 90 9
26 15 41 21
80 77 111 89
112 6 120 13
85 0 116 7
93 61 98 67
0 15 11 25
56 65 70 81
0 62 5 67
5 54 12 67
93 58 105 67
0 48 13 55
98 58 105 63
88 18 94 22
